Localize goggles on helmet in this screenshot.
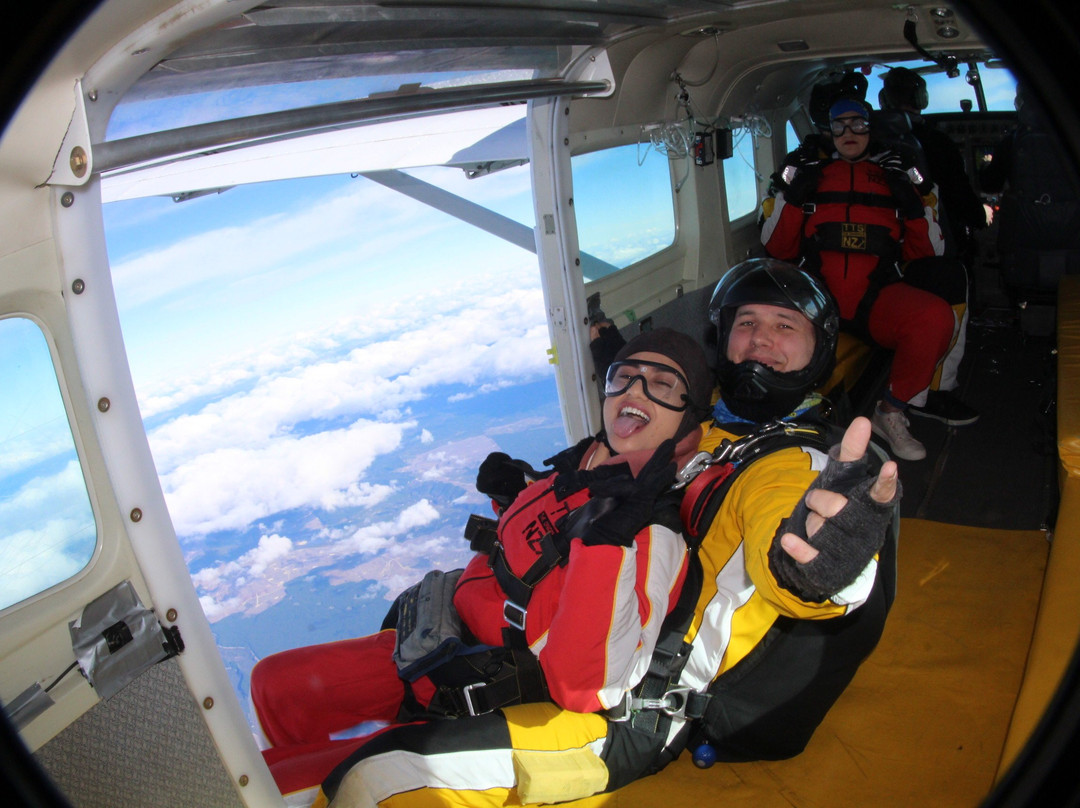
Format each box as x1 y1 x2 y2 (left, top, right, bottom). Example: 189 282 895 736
829 116 870 136
604 360 691 412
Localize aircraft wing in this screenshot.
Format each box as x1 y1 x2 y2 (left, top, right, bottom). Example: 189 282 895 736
100 105 527 202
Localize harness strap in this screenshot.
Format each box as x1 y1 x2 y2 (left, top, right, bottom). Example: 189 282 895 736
422 647 551 718
800 219 904 339
810 221 902 261
679 462 737 542
805 189 904 211
488 531 566 614
848 259 905 339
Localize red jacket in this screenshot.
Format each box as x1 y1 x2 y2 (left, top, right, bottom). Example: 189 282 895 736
761 157 940 319
452 437 694 714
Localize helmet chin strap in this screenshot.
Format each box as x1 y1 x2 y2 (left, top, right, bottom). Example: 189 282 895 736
718 359 816 423
597 428 618 457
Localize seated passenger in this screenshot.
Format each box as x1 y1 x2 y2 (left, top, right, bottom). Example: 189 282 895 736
310 261 899 807
252 328 713 802
761 96 974 461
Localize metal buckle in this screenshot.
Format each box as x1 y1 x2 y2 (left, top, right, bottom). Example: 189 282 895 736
628 687 695 718
461 682 488 716
503 599 527 632
673 451 714 488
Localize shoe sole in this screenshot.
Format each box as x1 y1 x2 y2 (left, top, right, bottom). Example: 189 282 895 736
871 423 927 461
907 409 979 427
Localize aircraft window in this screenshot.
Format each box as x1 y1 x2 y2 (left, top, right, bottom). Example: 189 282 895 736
103 161 562 731
865 58 1018 114
110 67 546 141
724 130 760 220
786 121 799 153
0 317 97 611
571 143 676 281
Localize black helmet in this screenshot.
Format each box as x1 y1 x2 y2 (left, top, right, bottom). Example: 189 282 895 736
709 258 839 422
879 66 929 112
809 70 870 129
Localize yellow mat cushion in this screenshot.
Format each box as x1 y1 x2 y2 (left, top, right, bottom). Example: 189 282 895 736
562 519 1048 808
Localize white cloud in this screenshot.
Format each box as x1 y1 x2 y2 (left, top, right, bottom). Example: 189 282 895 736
163 418 410 536
192 532 293 597
0 460 89 527
130 275 552 542
341 499 440 555
111 181 428 312
420 429 434 444
0 517 95 609
245 533 293 576
199 593 243 621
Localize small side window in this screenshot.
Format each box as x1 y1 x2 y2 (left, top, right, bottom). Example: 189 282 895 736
572 143 676 281
0 317 96 611
723 145 760 221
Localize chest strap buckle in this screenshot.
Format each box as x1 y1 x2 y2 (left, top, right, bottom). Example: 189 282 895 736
503 599 527 632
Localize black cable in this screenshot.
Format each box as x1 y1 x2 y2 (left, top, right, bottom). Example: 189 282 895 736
43 662 79 694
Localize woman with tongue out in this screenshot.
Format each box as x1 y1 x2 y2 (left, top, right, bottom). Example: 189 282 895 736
254 328 714 807
450 326 715 713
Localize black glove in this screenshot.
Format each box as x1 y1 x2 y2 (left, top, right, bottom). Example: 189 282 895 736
476 452 538 509
590 323 626 381
768 143 824 206
570 438 678 548
875 150 926 219
768 445 901 602
873 148 909 178
774 163 822 207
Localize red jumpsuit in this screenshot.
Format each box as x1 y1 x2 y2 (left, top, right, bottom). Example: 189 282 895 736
250 432 696 801
761 156 954 403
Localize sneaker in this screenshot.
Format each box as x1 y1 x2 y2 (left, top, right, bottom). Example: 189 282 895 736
871 406 927 461
907 390 980 426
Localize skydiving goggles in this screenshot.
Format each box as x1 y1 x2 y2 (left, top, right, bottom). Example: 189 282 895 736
829 116 870 136
604 360 691 412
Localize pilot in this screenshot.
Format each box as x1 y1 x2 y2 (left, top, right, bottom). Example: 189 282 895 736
312 259 899 808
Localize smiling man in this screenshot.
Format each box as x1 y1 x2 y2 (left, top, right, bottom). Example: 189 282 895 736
572 259 900 788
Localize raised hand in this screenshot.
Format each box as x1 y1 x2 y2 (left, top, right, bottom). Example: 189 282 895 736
780 417 898 563
768 416 901 600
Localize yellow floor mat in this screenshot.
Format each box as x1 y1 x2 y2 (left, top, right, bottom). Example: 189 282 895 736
566 518 1049 808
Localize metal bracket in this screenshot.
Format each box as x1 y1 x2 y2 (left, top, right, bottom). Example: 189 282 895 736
48 80 93 187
